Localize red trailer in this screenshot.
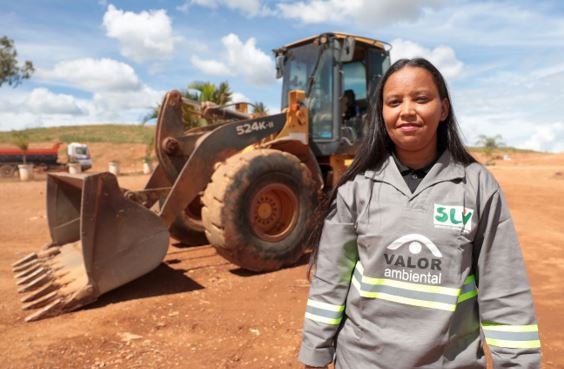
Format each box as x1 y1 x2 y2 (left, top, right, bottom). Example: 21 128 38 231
0 143 62 177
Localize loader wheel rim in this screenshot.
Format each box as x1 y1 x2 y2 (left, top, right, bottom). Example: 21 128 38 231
249 183 298 242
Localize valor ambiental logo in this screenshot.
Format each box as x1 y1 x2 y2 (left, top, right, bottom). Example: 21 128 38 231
384 234 443 285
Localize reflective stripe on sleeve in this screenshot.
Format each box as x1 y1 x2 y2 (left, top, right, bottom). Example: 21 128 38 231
304 299 345 325
457 275 478 303
482 324 541 349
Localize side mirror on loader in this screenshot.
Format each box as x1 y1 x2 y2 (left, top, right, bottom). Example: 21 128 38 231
275 54 286 79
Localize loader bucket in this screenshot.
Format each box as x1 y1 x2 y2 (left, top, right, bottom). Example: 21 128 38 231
12 172 170 322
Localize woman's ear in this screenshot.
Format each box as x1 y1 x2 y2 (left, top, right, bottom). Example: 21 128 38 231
440 98 449 121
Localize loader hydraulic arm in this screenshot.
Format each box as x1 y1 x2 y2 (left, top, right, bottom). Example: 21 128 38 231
154 91 287 228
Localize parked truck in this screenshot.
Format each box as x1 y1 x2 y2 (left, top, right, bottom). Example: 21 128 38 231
12 32 391 321
0 142 92 177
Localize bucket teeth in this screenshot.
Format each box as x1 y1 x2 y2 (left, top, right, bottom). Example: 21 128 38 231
25 298 63 322
12 170 171 322
12 258 39 273
20 282 57 303
23 291 60 310
52 269 70 282
16 267 47 286
38 247 61 258
14 263 43 279
12 241 90 322
17 272 52 293
12 252 38 268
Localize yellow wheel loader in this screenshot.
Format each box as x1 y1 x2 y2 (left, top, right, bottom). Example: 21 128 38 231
12 32 391 321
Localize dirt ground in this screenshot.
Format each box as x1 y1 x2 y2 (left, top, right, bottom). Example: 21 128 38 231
0 144 563 369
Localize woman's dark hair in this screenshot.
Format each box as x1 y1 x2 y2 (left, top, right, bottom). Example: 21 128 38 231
307 57 476 275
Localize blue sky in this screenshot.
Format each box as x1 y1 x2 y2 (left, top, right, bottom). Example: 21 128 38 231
1 0 563 152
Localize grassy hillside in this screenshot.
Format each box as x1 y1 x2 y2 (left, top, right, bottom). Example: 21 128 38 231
469 146 536 155
0 124 536 156
0 124 154 145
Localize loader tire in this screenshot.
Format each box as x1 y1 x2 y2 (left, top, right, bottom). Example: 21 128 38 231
202 149 317 272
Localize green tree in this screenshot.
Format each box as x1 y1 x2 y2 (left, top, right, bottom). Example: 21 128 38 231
180 87 206 128
252 102 268 115
141 87 197 122
141 106 159 124
476 134 504 165
11 130 30 164
141 89 201 130
188 80 233 105
0 36 34 88
143 81 234 130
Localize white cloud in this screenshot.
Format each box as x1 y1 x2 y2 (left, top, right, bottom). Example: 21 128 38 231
191 56 233 75
222 34 274 85
453 54 564 153
277 0 443 26
27 88 86 115
0 85 164 130
390 39 463 79
523 122 564 153
530 64 564 80
433 2 564 48
0 88 91 130
102 4 178 62
177 0 272 17
191 33 275 86
277 0 345 23
231 92 251 103
92 86 163 114
36 58 141 92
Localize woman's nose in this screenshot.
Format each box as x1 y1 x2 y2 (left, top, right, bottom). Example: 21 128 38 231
399 101 416 118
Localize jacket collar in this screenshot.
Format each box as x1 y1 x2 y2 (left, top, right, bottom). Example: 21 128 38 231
364 150 466 197
392 152 435 177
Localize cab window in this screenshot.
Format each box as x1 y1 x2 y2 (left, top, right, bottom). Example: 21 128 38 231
342 62 366 100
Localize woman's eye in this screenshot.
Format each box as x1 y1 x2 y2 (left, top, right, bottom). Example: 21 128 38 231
415 95 430 103
387 99 400 107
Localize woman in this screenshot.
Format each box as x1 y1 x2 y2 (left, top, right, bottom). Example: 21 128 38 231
299 58 541 368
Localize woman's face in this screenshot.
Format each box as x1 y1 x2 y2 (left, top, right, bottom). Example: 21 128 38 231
382 66 449 166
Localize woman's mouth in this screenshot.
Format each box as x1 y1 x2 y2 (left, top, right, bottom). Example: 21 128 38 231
397 123 421 133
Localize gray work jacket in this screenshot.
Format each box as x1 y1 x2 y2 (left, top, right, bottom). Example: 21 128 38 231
299 151 541 368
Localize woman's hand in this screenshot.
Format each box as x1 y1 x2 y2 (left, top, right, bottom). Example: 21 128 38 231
305 366 328 369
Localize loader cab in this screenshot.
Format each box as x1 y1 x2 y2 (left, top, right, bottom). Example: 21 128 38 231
275 33 391 156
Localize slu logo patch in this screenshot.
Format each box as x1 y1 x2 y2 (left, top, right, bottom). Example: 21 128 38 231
434 204 474 232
